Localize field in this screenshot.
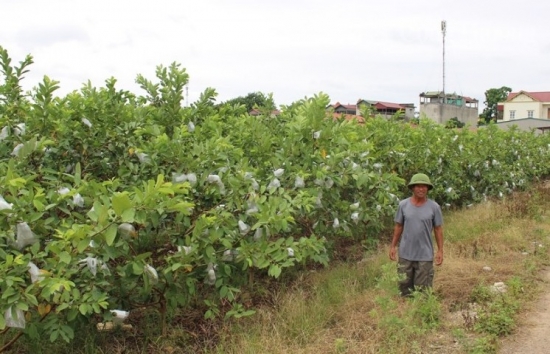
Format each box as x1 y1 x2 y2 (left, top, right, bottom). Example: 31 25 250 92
1 46 550 353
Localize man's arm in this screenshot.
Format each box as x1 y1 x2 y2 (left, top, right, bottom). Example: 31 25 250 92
389 223 403 261
434 225 444 265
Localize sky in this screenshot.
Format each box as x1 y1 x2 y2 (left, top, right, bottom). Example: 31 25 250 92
2 0 550 111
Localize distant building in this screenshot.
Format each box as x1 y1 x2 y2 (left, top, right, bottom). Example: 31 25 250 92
356 100 415 119
328 100 415 120
492 91 550 134
499 91 550 121
419 91 479 126
331 102 357 115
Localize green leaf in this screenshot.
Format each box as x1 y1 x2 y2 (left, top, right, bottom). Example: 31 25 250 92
220 286 228 298
167 201 194 214
8 177 26 187
132 262 143 275
112 193 132 217
59 251 71 264
158 187 174 195
56 303 69 313
171 263 183 272
104 224 118 246
268 264 281 278
62 325 74 340
16 302 28 311
50 329 59 342
27 323 39 339
23 294 38 307
58 206 71 216
29 212 44 222
0 314 5 330
77 239 89 253
67 308 78 321
121 208 135 223
78 304 88 315
87 203 99 222
33 199 45 211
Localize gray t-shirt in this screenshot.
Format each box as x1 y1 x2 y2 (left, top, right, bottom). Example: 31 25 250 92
394 197 443 261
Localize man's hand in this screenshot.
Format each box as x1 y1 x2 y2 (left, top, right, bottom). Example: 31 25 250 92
435 249 443 266
389 246 397 261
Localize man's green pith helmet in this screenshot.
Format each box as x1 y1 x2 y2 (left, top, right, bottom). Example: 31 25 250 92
408 173 433 190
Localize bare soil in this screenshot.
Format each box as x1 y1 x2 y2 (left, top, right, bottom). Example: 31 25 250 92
498 268 550 353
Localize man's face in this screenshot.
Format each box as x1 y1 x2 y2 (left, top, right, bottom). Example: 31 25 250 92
412 184 429 198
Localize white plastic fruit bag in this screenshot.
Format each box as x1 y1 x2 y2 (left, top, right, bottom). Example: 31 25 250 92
16 222 38 249
82 118 92 128
79 257 98 276
0 196 13 210
172 173 187 183
118 223 136 238
144 264 158 284
0 126 8 140
177 245 192 255
238 220 250 235
57 187 70 196
73 193 84 207
351 212 359 224
206 263 216 285
137 152 150 164
294 176 305 188
253 228 263 241
11 144 23 157
111 310 130 324
186 173 197 186
14 123 26 136
5 307 25 329
268 178 281 189
28 262 44 283
246 202 258 215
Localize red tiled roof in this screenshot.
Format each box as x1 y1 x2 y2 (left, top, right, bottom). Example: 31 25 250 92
358 99 411 110
374 101 404 110
332 102 357 110
507 91 550 102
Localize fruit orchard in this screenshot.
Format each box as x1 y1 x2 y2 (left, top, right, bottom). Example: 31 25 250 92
1 46 550 347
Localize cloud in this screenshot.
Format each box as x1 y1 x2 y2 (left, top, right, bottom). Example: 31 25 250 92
14 25 90 49
2 0 550 109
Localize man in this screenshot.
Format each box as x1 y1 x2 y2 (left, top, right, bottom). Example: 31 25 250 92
389 173 444 296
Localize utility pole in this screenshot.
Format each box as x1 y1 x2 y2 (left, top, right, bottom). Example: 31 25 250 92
441 20 446 104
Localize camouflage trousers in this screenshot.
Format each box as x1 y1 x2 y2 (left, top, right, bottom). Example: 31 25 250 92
397 258 434 297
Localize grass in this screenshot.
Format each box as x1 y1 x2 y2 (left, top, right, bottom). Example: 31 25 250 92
207 185 550 354
4 183 550 353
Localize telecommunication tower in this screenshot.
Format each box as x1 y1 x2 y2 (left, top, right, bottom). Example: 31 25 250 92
185 84 189 107
441 20 446 103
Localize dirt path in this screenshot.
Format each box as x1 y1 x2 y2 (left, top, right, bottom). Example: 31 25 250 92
498 268 550 353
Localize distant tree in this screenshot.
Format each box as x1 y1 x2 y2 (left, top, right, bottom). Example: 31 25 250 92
221 92 276 112
357 102 375 118
445 117 465 129
477 116 487 126
480 86 512 124
390 109 406 121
